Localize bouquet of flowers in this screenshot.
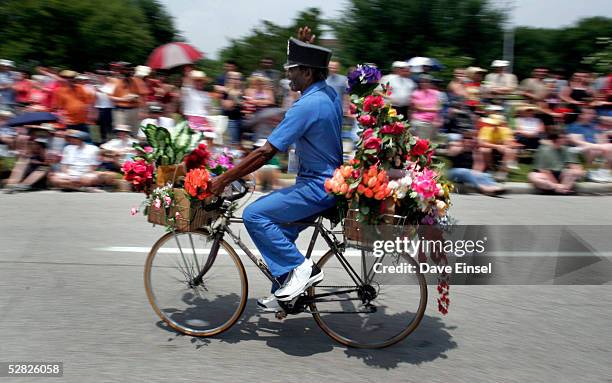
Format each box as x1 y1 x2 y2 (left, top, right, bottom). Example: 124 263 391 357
123 123 236 232
327 64 453 314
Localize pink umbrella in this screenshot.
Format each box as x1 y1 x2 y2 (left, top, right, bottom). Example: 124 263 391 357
147 42 204 70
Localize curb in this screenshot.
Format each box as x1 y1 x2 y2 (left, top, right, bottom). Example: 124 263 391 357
454 182 612 195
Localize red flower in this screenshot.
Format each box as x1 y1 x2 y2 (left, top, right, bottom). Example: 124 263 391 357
357 114 377 126
363 95 385 112
411 138 430 156
349 102 357 115
184 168 212 200
122 159 154 192
381 122 405 135
364 136 382 151
184 143 211 171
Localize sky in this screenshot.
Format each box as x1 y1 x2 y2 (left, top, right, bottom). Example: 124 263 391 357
159 0 612 59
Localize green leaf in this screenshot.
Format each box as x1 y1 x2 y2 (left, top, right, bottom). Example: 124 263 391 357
360 205 370 215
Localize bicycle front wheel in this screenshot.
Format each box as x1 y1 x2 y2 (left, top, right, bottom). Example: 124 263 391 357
144 230 248 337
309 247 427 348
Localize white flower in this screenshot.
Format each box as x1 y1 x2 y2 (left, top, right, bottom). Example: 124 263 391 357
388 180 399 190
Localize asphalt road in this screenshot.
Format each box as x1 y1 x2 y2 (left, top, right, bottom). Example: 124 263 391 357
1 191 611 383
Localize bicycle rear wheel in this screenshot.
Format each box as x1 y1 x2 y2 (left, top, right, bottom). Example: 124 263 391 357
309 247 427 348
144 230 248 337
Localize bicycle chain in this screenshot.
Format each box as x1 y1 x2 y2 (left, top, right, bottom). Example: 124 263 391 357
314 285 358 289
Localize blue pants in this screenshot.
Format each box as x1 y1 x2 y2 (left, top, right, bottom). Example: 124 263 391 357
243 177 336 278
447 168 497 187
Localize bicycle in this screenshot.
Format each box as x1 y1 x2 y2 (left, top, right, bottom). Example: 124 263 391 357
144 179 428 349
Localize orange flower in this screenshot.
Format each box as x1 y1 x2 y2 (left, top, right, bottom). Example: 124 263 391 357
364 188 374 198
184 168 212 200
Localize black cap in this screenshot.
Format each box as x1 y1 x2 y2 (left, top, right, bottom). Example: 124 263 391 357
284 38 332 70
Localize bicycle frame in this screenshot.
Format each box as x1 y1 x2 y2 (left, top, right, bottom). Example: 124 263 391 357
191 213 368 291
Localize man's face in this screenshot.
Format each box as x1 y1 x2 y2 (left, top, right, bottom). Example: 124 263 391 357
399 67 410 77
261 59 273 69
328 61 339 75
224 63 236 72
287 67 309 92
454 69 465 79
580 109 596 123
495 66 505 73
533 68 547 79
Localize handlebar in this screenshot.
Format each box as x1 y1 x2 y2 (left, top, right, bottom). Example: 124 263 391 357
204 178 249 211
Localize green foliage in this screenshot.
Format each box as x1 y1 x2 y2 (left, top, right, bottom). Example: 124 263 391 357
513 17 612 77
332 0 505 73
0 0 177 70
218 8 324 74
138 121 195 166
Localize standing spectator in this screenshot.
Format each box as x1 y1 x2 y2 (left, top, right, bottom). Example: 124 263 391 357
326 61 348 99
0 59 16 108
244 74 275 112
514 104 545 149
528 132 584 194
216 60 238 86
252 57 281 89
446 131 505 195
181 70 212 132
380 61 402 86
13 71 33 109
49 130 104 190
220 71 245 145
410 74 440 140
383 61 415 118
520 67 549 102
94 73 115 142
484 60 517 99
566 107 612 181
52 70 95 134
110 63 145 136
448 68 469 100
477 114 519 173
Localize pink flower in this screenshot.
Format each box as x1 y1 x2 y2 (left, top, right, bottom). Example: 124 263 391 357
357 114 376 126
153 198 161 209
143 146 153 153
163 195 172 207
381 122 405 135
363 95 385 112
412 169 440 199
175 212 181 218
130 207 138 216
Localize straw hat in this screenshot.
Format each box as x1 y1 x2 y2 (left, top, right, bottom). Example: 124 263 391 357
113 124 132 133
0 59 15 68
481 114 507 126
134 65 151 78
59 70 78 79
189 70 207 80
466 66 487 76
491 60 509 68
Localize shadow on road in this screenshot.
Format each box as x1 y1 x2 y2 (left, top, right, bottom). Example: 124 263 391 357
155 298 457 369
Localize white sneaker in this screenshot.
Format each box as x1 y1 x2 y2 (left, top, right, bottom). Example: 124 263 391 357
274 258 323 301
257 294 281 312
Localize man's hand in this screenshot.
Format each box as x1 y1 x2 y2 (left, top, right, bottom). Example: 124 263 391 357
209 176 228 196
297 26 316 44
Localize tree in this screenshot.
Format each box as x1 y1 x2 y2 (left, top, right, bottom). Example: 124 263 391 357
0 0 177 71
217 8 324 75
332 0 506 73
131 0 179 46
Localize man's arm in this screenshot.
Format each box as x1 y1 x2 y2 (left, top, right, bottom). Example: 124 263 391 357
209 142 278 195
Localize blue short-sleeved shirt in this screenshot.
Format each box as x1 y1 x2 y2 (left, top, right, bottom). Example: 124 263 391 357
567 122 598 144
268 80 343 181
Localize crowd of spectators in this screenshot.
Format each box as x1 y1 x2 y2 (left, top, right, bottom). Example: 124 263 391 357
0 56 610 195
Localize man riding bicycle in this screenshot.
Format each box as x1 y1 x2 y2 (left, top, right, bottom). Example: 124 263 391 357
209 28 343 311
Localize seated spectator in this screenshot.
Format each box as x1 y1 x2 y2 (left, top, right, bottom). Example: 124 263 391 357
0 110 16 148
528 132 584 194
447 68 469 100
514 104 544 149
446 131 505 195
253 139 281 192
46 128 67 172
3 138 49 192
139 103 176 140
477 114 519 173
410 74 441 140
464 67 487 107
484 60 517 99
566 107 612 182
49 130 108 191
100 125 137 171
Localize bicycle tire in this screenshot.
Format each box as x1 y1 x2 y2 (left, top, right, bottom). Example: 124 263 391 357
144 229 248 337
309 248 427 349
